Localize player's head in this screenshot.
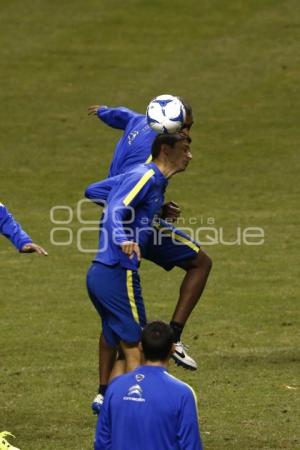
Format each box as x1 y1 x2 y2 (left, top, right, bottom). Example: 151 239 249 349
151 132 192 173
177 97 193 136
141 321 174 362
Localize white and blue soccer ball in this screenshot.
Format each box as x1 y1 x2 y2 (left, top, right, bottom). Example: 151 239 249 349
146 94 186 133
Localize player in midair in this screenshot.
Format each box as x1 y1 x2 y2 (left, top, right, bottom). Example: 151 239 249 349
87 98 212 413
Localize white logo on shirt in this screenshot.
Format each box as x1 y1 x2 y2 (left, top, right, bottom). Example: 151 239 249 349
123 384 146 402
128 131 139 145
128 384 142 397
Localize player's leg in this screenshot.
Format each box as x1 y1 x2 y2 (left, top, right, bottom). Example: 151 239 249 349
88 263 146 409
143 220 212 370
86 263 119 414
94 280 144 398
171 248 212 332
98 332 117 388
108 269 146 377
109 353 126 381
93 335 125 414
119 341 141 375
169 249 212 369
91 338 117 413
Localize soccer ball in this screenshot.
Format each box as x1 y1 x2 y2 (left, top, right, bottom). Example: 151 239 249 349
146 95 186 133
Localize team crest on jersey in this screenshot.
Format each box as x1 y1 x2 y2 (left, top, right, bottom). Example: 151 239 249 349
135 374 145 382
128 131 139 145
123 384 146 402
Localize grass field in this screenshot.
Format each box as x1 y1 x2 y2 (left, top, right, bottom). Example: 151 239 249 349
1 0 299 449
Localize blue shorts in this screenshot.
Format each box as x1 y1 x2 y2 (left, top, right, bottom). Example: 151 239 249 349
142 219 200 271
86 262 146 347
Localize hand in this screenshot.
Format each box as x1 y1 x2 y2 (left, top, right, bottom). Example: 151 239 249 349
20 243 48 256
120 241 141 261
88 105 101 116
161 201 181 222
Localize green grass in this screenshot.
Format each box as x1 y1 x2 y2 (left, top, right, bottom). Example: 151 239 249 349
0 0 299 449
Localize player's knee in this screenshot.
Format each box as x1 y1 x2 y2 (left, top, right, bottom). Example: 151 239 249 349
178 249 212 273
203 251 212 273
195 249 212 274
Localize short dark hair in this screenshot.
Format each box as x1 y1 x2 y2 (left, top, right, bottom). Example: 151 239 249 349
141 321 174 362
151 133 191 160
177 96 193 119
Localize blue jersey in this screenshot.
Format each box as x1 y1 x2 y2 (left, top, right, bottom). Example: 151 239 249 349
0 203 32 251
97 106 157 176
85 162 168 270
94 365 203 450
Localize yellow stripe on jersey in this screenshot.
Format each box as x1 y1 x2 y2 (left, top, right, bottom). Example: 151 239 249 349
156 225 200 253
171 233 200 253
123 169 155 206
126 270 139 322
145 154 152 164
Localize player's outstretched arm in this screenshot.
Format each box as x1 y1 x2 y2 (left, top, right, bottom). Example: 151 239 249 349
0 203 47 255
0 204 48 255
88 105 140 130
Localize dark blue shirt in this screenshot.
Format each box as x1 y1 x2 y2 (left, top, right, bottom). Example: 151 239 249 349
97 106 157 177
94 365 203 450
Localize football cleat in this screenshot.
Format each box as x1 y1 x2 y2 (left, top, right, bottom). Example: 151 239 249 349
0 431 20 450
171 341 197 371
91 393 104 415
